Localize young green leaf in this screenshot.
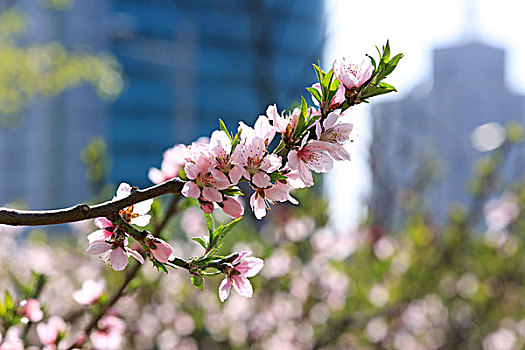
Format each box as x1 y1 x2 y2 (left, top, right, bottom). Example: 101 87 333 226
190 275 204 291
153 260 168 274
204 213 215 235
218 119 233 142
306 87 322 104
192 237 208 249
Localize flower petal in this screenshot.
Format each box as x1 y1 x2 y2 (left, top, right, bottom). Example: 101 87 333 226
182 182 201 199
232 275 253 298
133 199 153 215
86 241 112 255
218 277 232 302
114 183 132 200
127 249 145 264
110 248 129 271
130 214 151 227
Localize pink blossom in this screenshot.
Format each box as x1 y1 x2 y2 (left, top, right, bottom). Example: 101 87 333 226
19 298 43 322
182 154 231 204
219 251 264 302
333 56 373 90
287 139 333 187
36 316 68 346
238 114 276 144
310 82 345 109
0 329 23 350
87 217 114 244
267 104 296 134
86 239 144 271
73 280 105 305
250 182 298 220
315 110 353 161
114 183 153 227
148 144 188 184
147 237 174 263
218 196 244 219
232 137 281 187
90 315 126 350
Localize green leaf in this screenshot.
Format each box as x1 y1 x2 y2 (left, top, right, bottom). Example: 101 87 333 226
164 262 179 270
192 237 207 249
221 187 244 197
366 54 377 70
383 53 404 76
378 82 397 92
292 97 308 140
322 68 334 99
4 290 14 310
204 213 215 235
214 217 242 248
153 260 168 274
218 119 233 142
382 40 391 64
231 129 242 152
359 85 396 99
191 275 204 291
306 87 322 104
312 63 325 87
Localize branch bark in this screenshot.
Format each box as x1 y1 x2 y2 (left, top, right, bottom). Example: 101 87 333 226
0 178 185 226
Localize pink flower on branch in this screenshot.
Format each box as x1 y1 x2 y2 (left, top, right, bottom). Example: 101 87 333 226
333 56 373 91
288 139 333 187
86 238 144 271
250 182 298 220
145 236 174 263
315 110 353 161
218 251 264 302
114 183 153 227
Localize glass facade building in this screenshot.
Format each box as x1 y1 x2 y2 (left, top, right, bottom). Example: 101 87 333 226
108 0 324 187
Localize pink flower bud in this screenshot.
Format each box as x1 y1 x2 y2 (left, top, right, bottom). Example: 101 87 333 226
149 238 174 263
20 298 43 322
219 197 244 219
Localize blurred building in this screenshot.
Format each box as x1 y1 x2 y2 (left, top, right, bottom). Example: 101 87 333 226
0 0 323 209
370 41 525 229
108 0 323 188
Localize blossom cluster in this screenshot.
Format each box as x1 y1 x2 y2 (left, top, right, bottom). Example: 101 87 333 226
86 183 174 271
148 57 372 220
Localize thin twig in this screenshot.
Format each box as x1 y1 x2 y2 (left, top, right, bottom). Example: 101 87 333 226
0 178 185 226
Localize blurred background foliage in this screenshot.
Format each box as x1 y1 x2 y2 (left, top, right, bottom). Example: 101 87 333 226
0 7 122 127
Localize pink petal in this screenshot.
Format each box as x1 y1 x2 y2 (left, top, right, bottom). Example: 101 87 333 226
130 214 151 227
218 277 232 302
229 165 243 184
133 199 153 215
114 183 132 201
87 229 108 244
235 257 264 277
233 251 252 265
252 172 270 188
249 193 266 220
220 197 244 219
94 217 113 230
110 248 129 271
231 275 253 298
202 187 222 203
148 167 166 184
182 182 201 199
86 241 112 255
127 248 145 264
150 238 174 263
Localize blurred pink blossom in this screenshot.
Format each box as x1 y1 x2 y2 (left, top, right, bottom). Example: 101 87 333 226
19 299 43 322
36 316 68 346
73 279 105 305
90 315 126 350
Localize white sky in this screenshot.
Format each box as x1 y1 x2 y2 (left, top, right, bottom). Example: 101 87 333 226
324 0 525 229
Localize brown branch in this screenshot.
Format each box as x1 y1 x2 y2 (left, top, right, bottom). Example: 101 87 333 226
0 178 185 226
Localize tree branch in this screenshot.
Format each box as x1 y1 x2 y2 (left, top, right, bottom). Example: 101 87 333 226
0 178 185 226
